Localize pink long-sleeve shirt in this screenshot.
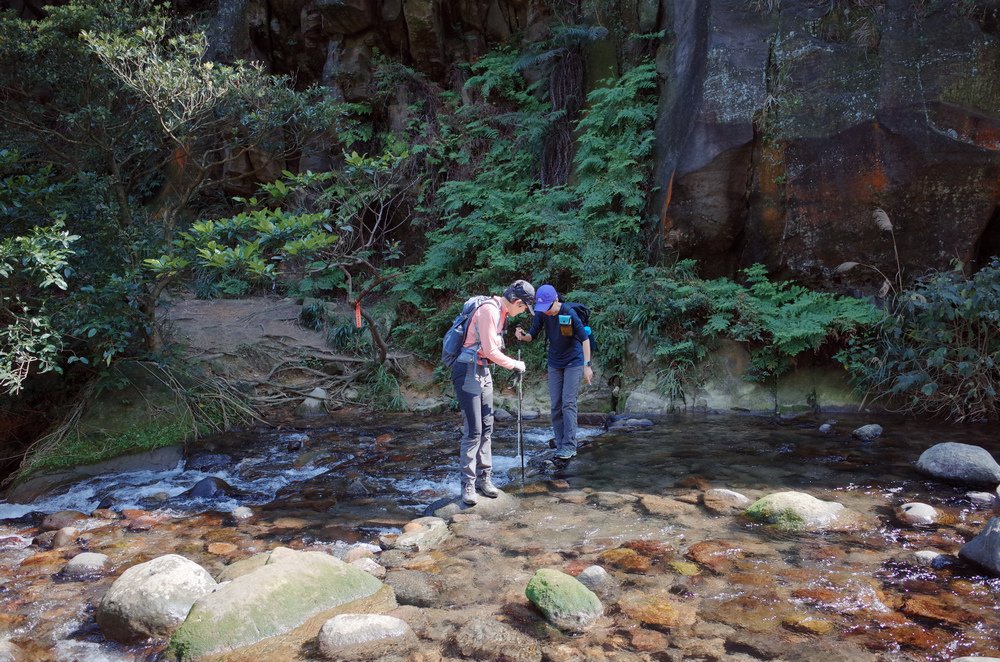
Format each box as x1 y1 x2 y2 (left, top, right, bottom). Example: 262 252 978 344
463 296 519 370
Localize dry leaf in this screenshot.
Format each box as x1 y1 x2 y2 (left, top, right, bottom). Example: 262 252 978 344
873 208 893 232
836 262 859 273
878 279 891 298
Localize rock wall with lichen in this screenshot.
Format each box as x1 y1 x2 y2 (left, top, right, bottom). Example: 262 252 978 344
209 0 1000 287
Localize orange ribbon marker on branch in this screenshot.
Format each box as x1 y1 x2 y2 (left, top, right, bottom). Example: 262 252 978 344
354 301 363 329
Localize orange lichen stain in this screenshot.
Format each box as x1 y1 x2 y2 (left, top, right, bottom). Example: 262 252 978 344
170 146 190 170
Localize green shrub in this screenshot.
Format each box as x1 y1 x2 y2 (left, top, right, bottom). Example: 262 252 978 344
838 259 1000 422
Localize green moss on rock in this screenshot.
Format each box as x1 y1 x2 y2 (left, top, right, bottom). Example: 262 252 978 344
525 568 603 633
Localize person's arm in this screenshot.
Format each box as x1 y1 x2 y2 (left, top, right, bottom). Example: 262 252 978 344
516 311 544 342
569 309 593 385
477 304 525 371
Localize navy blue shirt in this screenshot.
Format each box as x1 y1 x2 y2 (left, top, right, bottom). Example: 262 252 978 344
526 305 588 369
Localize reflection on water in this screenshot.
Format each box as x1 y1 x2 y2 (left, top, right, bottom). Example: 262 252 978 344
1 411 999 660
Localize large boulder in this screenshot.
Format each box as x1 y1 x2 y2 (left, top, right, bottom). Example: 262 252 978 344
745 491 853 531
916 442 1000 485
959 517 1000 576
525 569 603 633
97 554 217 643
167 547 385 661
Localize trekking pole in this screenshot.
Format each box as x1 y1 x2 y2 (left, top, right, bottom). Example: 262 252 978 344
517 348 524 483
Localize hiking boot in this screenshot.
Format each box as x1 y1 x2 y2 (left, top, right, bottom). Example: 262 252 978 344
461 482 479 506
554 448 577 460
477 473 500 498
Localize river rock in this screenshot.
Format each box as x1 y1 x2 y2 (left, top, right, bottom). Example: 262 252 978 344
909 550 956 569
623 390 671 415
745 491 847 531
384 569 440 607
959 517 1000 576
851 424 883 441
525 568 603 633
0 639 23 662
186 453 232 472
97 554 218 643
63 552 109 579
317 613 415 660
342 542 380 562
608 417 655 430
182 476 237 499
350 557 386 579
295 387 328 416
168 547 385 660
229 506 254 522
916 442 1000 485
427 488 519 519
40 510 87 531
702 488 750 514
967 491 997 507
952 658 1000 662
454 617 542 662
576 565 614 595
392 516 450 552
897 502 939 526
52 526 78 549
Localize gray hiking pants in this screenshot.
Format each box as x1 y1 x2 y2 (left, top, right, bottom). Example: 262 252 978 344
451 361 494 484
548 364 584 453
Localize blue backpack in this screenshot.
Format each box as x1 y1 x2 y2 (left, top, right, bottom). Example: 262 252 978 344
441 296 500 367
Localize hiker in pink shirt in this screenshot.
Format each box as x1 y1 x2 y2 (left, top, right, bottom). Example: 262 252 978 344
451 280 534 505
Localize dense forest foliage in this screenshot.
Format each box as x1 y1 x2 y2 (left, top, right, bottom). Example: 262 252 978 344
2 0 999 475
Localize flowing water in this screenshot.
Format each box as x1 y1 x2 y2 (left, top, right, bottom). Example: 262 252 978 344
1 412 998 661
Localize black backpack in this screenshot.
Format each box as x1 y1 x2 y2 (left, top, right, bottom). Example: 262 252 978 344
560 302 598 355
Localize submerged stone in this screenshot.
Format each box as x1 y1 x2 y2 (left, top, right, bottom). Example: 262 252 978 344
851 424 883 441
454 617 542 662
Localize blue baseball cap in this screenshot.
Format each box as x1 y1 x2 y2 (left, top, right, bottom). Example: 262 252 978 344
534 284 558 314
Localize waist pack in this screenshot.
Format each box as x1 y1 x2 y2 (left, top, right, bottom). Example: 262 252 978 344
441 296 501 367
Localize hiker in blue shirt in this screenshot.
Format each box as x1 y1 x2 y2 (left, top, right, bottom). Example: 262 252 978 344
514 284 593 460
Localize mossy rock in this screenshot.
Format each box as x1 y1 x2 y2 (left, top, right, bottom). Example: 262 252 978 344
168 548 386 661
525 568 603 633
745 491 846 532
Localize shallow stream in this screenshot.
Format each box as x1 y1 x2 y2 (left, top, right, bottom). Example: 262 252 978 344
1 412 998 661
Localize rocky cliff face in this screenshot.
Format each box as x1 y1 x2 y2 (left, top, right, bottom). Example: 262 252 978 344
210 0 1000 287
654 0 1000 287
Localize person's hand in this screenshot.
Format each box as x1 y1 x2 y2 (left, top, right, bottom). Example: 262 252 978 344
584 365 593 385
515 327 531 342
513 361 526 373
